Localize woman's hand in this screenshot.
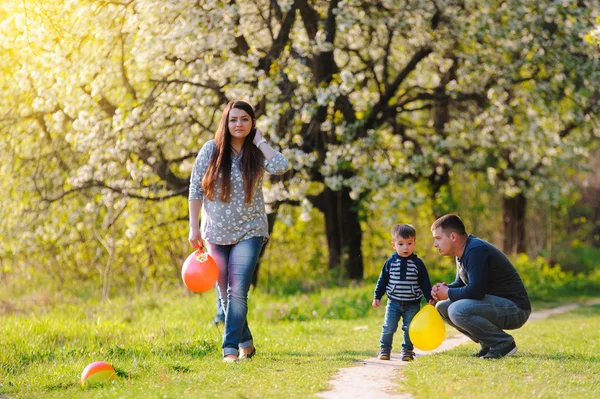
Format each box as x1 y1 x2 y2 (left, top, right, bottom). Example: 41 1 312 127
252 126 263 145
188 229 204 251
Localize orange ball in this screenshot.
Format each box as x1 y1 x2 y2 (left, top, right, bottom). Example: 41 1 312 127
80 361 117 386
182 251 218 293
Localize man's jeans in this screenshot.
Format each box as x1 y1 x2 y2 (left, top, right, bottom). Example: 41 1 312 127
380 299 421 352
436 295 531 350
207 237 263 357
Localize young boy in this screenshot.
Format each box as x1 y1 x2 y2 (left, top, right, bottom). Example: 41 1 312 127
373 224 434 361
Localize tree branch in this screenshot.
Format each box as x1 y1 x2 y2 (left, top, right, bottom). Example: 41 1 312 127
151 78 229 105
137 146 190 190
258 3 298 71
119 32 138 100
41 181 188 203
362 47 433 132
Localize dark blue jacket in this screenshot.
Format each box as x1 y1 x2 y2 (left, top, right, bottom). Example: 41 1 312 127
374 253 433 304
448 235 531 311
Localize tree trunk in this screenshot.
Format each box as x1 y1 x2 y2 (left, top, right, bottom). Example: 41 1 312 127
252 188 365 284
429 59 457 219
430 170 455 219
502 193 527 254
319 186 364 279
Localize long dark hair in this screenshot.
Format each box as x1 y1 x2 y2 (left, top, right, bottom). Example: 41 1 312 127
202 101 264 204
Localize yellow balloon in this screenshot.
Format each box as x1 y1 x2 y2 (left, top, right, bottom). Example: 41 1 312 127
409 304 445 351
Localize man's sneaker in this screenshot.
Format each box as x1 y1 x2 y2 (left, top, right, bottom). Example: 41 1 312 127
377 347 391 360
401 351 415 361
482 341 517 359
470 346 490 357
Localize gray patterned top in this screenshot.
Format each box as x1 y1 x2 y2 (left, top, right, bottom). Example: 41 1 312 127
189 140 290 245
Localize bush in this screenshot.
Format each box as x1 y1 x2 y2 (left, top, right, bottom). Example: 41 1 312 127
548 245 600 273
514 254 600 300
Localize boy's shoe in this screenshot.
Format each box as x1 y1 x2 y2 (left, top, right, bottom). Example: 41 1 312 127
401 351 415 361
470 346 490 357
482 341 517 359
377 347 391 360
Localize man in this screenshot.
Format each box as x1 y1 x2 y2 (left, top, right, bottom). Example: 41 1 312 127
430 214 531 359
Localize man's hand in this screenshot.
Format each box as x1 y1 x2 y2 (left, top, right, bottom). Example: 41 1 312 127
431 282 448 301
372 299 380 308
432 282 449 301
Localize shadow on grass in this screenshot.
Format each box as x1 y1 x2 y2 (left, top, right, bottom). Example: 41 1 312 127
104 338 220 361
277 349 373 356
337 349 377 357
516 352 600 363
268 349 375 364
571 304 600 316
44 381 79 391
434 347 600 364
170 364 191 373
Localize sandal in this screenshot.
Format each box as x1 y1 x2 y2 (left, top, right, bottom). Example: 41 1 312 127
239 346 256 360
222 354 239 363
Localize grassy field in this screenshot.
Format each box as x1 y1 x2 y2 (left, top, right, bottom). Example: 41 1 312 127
0 285 598 398
401 304 600 399
0 285 387 399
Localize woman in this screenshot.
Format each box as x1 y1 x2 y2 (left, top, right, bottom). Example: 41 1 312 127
188 101 290 362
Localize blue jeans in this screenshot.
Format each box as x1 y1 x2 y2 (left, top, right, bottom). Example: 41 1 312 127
207 237 263 357
436 295 531 351
213 291 225 324
380 299 420 352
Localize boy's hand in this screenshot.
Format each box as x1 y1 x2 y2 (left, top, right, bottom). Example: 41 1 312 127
428 299 435 305
372 299 380 308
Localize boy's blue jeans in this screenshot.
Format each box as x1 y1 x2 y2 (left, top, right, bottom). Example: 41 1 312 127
380 299 421 352
435 295 531 351
207 237 263 357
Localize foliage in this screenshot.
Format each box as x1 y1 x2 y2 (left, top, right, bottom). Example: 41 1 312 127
548 245 600 274
585 13 600 47
514 254 600 300
1 0 600 287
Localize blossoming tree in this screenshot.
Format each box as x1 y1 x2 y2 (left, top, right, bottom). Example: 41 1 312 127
1 0 599 286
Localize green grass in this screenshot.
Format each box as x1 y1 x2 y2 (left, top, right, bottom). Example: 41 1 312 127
400 304 600 399
0 285 599 399
0 286 385 399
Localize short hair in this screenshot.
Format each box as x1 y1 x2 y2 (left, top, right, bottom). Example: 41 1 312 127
430 214 467 236
391 224 416 240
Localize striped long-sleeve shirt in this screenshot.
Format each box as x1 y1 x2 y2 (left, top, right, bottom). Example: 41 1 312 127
374 253 433 303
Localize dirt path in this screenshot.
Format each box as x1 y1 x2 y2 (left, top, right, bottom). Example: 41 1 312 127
317 300 600 399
